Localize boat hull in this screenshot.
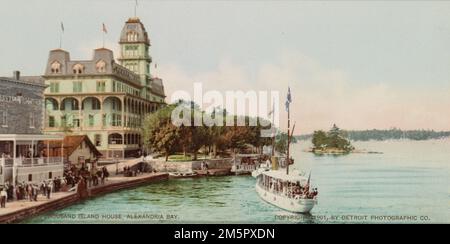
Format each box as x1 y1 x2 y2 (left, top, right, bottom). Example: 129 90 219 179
255 183 316 213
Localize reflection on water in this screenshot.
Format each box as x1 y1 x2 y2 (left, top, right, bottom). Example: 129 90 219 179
25 140 450 224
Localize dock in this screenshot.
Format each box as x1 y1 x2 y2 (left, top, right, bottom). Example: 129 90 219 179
194 168 231 176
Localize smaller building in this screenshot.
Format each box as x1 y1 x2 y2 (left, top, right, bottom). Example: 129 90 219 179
45 135 102 169
0 71 64 188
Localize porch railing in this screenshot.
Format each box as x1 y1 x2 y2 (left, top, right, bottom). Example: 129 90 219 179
0 157 63 168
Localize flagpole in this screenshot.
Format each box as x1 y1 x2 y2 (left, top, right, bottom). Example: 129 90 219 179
59 22 64 49
102 23 107 48
271 102 276 157
287 101 290 175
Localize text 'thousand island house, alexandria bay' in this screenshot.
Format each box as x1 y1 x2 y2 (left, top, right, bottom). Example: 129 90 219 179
43 18 166 159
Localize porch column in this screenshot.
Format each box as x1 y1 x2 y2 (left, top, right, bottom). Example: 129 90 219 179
31 139 34 167
61 140 64 165
12 139 17 187
121 97 125 127
47 141 50 164
78 97 82 130
1 153 5 186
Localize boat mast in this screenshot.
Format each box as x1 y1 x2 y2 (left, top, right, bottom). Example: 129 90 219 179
271 102 276 157
286 100 290 175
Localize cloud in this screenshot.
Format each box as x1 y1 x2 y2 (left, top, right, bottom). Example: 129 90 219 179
151 51 450 134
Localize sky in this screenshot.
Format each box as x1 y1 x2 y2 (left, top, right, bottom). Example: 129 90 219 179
0 0 449 133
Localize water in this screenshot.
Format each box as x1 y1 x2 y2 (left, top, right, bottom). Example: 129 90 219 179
25 140 450 224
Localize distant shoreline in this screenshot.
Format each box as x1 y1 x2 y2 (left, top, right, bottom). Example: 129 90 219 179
304 148 383 155
297 137 450 142
296 129 450 141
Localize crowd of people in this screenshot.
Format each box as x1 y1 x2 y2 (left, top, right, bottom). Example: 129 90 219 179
0 165 110 209
65 165 110 189
259 176 319 200
0 177 65 208
123 166 142 177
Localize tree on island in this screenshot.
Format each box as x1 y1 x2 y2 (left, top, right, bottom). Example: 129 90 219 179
312 124 354 154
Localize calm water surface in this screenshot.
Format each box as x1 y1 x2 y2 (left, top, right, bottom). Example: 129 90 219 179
25 140 450 224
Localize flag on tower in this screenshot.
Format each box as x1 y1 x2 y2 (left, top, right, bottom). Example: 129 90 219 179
285 87 292 112
102 23 108 34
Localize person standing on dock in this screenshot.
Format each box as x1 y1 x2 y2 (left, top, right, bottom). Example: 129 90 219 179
0 188 7 208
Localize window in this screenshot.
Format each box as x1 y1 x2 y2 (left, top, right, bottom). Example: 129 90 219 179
112 114 122 127
73 81 82 93
73 64 84 74
112 100 117 110
94 134 102 147
51 61 61 74
50 82 59 93
96 81 106 92
61 115 67 127
28 174 32 182
72 118 80 128
49 172 52 179
88 115 94 127
92 99 101 110
109 133 123 145
125 45 139 57
79 142 83 149
70 100 79 110
112 81 116 92
127 32 138 42
48 116 55 128
29 113 35 128
1 110 7 127
96 60 107 73
102 114 107 126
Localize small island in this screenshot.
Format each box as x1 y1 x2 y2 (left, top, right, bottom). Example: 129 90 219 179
310 124 355 155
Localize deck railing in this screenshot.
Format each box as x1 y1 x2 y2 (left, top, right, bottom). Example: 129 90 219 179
1 157 63 168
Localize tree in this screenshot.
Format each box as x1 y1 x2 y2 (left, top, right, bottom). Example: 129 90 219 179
312 130 328 150
143 105 182 161
274 132 298 154
311 124 354 153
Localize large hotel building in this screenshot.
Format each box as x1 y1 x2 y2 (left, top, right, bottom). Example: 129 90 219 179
43 17 166 159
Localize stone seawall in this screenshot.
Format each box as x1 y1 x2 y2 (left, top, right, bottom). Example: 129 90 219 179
0 193 79 224
147 158 233 172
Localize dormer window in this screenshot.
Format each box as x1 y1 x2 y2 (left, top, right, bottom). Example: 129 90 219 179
73 64 84 74
51 61 61 74
96 60 107 73
127 31 139 42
